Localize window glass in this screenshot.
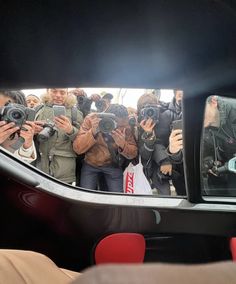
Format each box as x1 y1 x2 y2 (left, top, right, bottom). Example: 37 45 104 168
201 96 236 197
0 88 186 198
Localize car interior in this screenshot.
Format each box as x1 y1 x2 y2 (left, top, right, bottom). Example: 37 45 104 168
0 0 236 283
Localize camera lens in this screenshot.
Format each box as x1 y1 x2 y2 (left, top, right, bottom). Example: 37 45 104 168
78 96 85 104
38 125 55 142
8 109 25 124
129 116 136 127
146 108 154 117
99 118 116 133
103 121 112 131
12 111 23 119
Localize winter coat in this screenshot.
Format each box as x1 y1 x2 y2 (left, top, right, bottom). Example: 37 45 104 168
203 97 236 164
202 97 236 193
35 103 83 184
138 112 171 187
159 98 182 145
73 113 137 167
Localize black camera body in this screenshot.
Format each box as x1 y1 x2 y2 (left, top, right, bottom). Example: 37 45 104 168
0 103 36 127
97 113 117 134
77 96 91 107
138 105 160 124
95 99 107 112
128 116 136 127
37 121 56 142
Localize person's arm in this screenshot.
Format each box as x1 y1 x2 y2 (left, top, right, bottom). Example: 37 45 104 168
115 128 138 160
138 118 156 161
166 129 183 163
54 113 81 142
13 121 37 163
139 130 156 161
73 114 100 155
14 141 37 163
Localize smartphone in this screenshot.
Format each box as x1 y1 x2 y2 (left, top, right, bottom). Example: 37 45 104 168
172 119 182 130
53 105 66 117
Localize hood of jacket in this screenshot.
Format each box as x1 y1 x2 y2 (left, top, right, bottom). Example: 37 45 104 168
40 93 77 108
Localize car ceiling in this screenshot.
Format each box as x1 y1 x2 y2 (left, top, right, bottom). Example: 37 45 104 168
0 0 236 95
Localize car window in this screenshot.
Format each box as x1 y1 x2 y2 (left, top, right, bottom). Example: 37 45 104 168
0 88 186 198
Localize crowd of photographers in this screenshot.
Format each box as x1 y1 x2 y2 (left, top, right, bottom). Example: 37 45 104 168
0 88 184 195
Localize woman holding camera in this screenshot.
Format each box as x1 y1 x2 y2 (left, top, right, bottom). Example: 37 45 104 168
0 90 36 163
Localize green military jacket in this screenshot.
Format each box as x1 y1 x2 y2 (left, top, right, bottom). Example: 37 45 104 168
36 104 83 184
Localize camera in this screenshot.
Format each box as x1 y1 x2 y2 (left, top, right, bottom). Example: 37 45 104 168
0 103 36 127
95 99 107 112
37 121 56 142
77 96 91 107
138 105 160 124
128 116 136 127
97 113 117 134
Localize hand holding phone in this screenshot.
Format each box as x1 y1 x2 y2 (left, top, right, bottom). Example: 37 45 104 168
171 120 182 130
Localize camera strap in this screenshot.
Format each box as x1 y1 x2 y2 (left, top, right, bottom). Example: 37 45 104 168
102 133 123 168
71 106 78 127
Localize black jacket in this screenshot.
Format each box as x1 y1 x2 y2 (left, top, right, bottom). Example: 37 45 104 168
203 97 236 164
159 98 182 143
138 112 171 186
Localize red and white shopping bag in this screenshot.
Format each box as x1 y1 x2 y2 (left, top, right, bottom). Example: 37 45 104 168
123 159 152 195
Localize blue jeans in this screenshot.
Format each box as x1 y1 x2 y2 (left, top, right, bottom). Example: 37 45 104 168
80 162 123 192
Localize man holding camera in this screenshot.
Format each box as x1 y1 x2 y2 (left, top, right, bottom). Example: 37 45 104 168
202 96 236 195
35 88 83 184
73 104 137 192
0 91 37 163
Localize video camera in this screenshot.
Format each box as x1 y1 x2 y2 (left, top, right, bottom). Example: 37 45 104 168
138 105 160 124
97 113 117 134
0 102 36 128
37 121 56 142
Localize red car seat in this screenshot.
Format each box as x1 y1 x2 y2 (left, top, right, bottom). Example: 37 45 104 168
94 233 146 264
230 237 236 260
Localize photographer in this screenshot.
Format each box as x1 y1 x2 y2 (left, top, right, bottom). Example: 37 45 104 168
35 89 83 184
202 96 236 195
161 90 186 195
26 94 41 109
73 104 137 192
0 91 36 163
137 93 172 195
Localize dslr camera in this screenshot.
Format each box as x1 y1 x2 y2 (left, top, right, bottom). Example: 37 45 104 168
97 113 117 134
95 99 107 112
0 102 36 127
139 105 160 124
77 96 92 107
37 121 56 142
128 116 137 127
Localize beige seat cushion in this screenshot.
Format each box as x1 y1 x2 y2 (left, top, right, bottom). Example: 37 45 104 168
75 262 236 284
0 249 80 284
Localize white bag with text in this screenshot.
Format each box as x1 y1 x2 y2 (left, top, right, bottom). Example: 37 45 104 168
123 160 153 195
